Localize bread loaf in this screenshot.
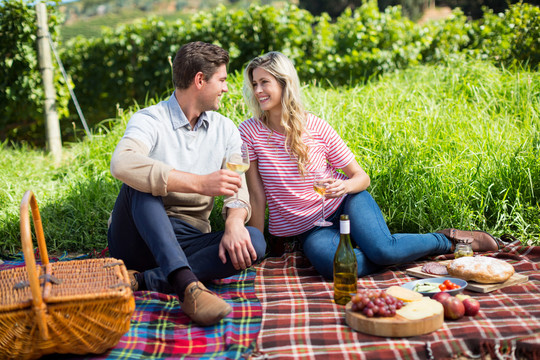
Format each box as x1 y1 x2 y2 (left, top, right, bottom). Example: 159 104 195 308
447 256 514 284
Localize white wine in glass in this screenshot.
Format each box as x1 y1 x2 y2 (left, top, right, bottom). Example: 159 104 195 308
225 143 250 208
313 168 333 227
313 183 327 197
226 163 250 174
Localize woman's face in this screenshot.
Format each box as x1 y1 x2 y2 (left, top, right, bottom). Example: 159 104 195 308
251 67 282 116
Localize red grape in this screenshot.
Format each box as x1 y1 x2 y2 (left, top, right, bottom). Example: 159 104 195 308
350 289 403 318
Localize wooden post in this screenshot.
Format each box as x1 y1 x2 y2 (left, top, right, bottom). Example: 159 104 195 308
36 2 62 163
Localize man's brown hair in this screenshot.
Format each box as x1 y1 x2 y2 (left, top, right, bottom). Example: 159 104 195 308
172 41 229 89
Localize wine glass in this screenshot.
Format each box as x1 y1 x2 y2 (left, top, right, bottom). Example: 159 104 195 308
312 168 333 227
225 143 250 208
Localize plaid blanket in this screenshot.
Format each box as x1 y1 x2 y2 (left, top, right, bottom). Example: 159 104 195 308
253 241 540 360
0 258 260 360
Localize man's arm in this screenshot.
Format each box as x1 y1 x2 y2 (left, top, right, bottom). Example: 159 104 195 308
168 169 242 197
110 137 172 196
111 137 242 197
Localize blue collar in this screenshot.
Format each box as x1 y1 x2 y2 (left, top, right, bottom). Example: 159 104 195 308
168 92 210 131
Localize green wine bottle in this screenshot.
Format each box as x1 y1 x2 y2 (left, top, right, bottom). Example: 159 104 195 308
333 214 358 305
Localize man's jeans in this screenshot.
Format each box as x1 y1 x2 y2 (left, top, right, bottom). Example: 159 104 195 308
108 184 266 293
298 191 452 279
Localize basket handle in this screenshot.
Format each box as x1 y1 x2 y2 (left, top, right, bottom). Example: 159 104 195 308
20 190 50 340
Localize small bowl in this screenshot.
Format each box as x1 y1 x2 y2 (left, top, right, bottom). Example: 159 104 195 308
401 277 468 297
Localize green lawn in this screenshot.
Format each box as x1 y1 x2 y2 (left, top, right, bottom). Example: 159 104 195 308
1 58 538 256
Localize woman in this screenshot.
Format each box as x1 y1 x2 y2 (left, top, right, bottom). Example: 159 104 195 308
238 51 499 279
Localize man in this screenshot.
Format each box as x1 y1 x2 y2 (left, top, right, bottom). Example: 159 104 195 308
108 41 266 326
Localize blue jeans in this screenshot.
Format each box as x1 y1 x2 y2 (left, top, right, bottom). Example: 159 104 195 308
107 185 266 293
298 191 452 279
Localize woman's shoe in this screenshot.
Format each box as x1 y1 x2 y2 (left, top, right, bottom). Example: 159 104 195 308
436 228 499 252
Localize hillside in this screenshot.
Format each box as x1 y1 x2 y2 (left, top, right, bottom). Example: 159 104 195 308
59 0 293 41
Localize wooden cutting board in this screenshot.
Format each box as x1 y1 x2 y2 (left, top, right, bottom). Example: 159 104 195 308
406 262 529 293
345 302 443 338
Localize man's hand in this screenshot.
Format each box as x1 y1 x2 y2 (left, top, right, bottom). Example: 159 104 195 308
218 212 257 270
198 169 242 197
167 169 242 196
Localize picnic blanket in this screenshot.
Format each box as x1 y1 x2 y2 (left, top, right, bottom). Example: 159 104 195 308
0 257 261 360
253 241 540 360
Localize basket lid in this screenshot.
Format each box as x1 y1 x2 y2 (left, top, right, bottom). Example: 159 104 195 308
0 258 132 310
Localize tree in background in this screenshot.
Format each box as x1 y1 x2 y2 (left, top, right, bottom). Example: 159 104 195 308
298 0 362 18
437 0 540 19
0 0 70 145
378 0 432 20
299 0 540 20
298 0 438 21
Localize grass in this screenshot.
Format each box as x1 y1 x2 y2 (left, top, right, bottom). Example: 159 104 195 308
0 58 538 256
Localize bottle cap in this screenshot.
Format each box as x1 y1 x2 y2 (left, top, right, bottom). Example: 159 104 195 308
340 214 350 234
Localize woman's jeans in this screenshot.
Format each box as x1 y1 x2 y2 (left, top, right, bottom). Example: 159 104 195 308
298 191 452 279
107 184 266 293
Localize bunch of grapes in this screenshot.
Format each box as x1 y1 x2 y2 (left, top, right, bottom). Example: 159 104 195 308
350 289 404 318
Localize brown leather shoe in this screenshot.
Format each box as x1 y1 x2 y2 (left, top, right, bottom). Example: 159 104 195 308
127 270 139 291
437 228 499 252
179 282 232 326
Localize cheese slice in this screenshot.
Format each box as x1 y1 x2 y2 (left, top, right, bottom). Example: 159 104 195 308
396 298 443 320
386 286 424 302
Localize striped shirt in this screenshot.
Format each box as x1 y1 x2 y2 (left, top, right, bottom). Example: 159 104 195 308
239 113 355 236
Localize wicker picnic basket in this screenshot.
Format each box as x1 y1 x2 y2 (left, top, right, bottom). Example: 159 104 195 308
0 191 135 360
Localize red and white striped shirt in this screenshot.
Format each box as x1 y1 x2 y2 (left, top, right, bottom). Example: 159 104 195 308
239 113 355 236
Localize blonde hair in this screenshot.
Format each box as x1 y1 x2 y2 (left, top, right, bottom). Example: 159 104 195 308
243 52 310 176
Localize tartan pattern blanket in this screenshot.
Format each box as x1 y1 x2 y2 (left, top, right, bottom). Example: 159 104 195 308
0 258 260 360
253 241 540 360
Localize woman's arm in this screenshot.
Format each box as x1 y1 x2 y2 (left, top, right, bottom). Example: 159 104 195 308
325 159 370 198
245 160 267 232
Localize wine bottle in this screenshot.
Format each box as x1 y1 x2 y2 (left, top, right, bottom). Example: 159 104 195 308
333 214 358 305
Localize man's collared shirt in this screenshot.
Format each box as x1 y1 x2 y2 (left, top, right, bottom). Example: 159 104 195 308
124 92 241 176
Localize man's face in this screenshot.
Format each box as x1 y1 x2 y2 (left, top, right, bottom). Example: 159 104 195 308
200 64 228 111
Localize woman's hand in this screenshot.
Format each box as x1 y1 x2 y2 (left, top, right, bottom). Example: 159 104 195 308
324 178 347 198
326 159 370 197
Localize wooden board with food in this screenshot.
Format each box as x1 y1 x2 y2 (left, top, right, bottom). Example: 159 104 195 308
406 256 528 293
345 287 444 337
345 301 443 338
345 283 485 337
